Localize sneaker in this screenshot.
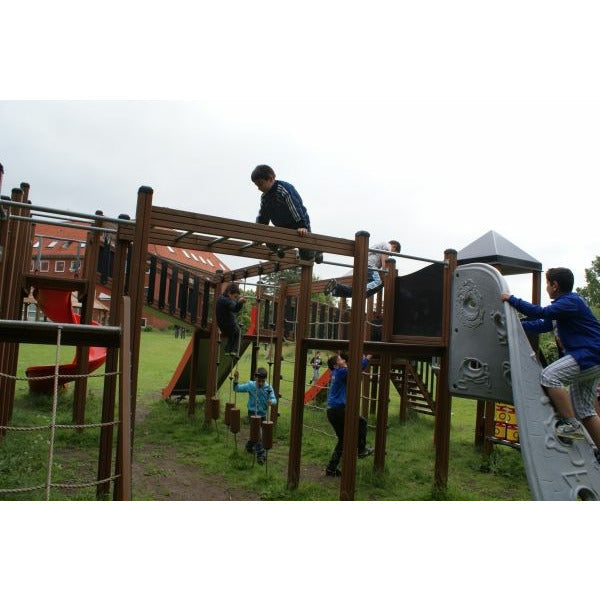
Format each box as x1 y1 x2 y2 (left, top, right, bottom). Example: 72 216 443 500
228 351 239 358
324 279 337 296
358 447 374 459
366 283 385 298
555 421 585 440
256 453 266 465
325 467 342 477
314 251 324 264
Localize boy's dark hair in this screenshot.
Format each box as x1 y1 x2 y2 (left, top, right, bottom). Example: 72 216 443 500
254 367 268 379
224 283 241 296
389 240 401 252
546 267 574 293
327 355 339 370
251 165 276 182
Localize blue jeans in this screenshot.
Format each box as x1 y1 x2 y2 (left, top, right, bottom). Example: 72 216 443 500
333 269 382 298
245 411 267 457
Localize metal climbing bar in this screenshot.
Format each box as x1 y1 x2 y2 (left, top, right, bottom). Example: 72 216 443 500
0 197 133 225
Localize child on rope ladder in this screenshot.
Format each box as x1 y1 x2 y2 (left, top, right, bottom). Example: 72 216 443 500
233 367 277 465
216 283 246 358
325 353 374 477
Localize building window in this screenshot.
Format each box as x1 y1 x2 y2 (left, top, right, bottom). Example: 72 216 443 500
39 260 49 272
80 241 86 247
145 261 151 275
55 261 65 273
206 258 214 267
33 240 40 248
69 260 80 272
167 246 175 253
63 241 72 249
48 240 58 248
190 252 199 261
182 250 191 258
199 256 206 264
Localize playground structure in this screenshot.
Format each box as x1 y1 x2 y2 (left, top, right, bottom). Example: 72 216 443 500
2 165 599 500
0 179 133 500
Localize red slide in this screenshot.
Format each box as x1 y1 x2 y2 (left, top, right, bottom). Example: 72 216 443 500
25 288 107 393
303 369 331 404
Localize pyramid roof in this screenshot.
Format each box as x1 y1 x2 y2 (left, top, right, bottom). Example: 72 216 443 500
457 230 542 275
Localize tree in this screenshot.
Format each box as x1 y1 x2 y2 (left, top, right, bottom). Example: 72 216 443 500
576 256 600 309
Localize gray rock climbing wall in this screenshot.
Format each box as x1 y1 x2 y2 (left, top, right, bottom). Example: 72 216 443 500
450 262 600 500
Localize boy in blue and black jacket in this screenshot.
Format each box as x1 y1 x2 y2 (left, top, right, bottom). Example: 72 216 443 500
251 164 321 262
324 353 373 477
501 267 600 451
233 367 277 465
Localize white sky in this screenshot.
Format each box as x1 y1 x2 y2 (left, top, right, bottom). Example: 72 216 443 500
2 0 598 585
2 1 600 302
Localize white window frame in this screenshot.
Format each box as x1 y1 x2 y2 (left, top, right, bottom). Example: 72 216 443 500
55 260 65 273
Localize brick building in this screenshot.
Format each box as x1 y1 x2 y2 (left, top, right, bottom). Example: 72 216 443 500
28 222 229 328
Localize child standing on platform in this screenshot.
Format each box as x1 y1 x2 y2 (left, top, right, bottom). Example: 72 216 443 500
216 283 246 357
233 367 277 465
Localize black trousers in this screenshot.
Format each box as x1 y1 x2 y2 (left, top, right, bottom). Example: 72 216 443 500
221 323 240 354
326 406 367 470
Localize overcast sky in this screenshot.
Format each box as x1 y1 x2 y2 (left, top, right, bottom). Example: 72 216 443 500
2 1 600 302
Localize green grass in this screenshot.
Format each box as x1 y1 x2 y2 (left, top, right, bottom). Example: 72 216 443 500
0 331 531 500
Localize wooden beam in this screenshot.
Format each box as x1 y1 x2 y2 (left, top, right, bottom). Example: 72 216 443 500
340 231 370 501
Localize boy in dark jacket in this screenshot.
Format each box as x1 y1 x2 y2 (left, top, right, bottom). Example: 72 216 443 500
324 353 373 477
251 164 322 262
501 267 600 449
216 283 246 357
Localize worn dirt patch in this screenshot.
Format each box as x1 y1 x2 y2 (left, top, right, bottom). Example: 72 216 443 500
132 444 260 501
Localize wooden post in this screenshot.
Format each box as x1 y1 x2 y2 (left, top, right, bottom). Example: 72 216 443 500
187 326 201 417
374 257 396 472
433 249 457 491
271 277 287 423
204 280 221 426
369 364 379 416
126 186 154 443
97 225 129 499
287 263 313 489
337 297 347 340
339 231 369 501
0 187 26 432
399 361 409 421
474 400 485 449
116 296 132 500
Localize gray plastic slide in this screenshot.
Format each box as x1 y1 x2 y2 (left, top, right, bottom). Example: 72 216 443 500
449 263 600 500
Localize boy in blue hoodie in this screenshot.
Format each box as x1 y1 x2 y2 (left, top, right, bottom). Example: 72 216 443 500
501 267 600 450
233 367 277 465
251 164 322 263
325 353 374 477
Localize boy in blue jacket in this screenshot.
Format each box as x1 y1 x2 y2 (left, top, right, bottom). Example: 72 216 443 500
251 164 322 263
501 267 600 450
324 353 374 477
233 367 277 465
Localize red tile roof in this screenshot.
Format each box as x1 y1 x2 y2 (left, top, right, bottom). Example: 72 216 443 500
32 222 229 274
